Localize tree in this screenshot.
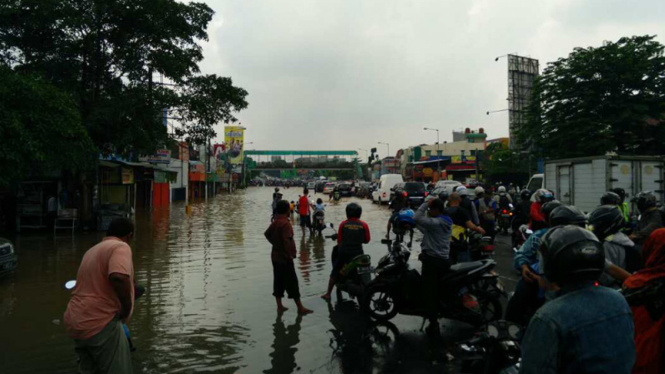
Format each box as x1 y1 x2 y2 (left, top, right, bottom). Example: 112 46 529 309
0 66 95 188
0 0 248 158
482 142 531 185
517 35 665 158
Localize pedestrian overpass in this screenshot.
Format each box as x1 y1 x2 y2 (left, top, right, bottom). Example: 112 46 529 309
244 150 364 178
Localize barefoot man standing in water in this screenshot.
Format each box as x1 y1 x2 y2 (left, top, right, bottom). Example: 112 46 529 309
265 200 313 314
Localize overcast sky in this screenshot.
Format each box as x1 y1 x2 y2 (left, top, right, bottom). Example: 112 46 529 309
193 0 665 156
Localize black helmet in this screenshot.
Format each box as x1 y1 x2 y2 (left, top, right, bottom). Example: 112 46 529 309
600 191 621 206
542 200 564 223
346 203 362 219
589 205 625 240
539 226 605 284
520 189 532 201
610 188 626 202
438 190 450 202
550 205 587 227
632 191 658 213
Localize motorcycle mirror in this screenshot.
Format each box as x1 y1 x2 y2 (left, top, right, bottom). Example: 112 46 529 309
65 280 77 290
329 223 334 228
526 229 533 235
508 324 522 340
487 324 500 338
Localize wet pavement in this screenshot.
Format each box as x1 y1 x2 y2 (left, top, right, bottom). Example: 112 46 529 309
0 187 519 374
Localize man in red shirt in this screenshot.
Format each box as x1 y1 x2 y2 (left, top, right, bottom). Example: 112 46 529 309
298 188 313 236
322 203 371 300
265 200 313 314
64 218 135 374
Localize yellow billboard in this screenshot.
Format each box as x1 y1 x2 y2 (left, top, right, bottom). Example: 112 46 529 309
224 126 245 165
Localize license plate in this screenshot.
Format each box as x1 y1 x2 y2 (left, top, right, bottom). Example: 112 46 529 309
357 266 371 274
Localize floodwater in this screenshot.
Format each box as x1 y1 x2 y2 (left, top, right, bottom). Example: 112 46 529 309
0 187 513 374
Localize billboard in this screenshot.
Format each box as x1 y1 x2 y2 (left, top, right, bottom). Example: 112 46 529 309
224 126 245 165
507 55 539 149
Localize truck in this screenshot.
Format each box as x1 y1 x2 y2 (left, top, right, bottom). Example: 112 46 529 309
526 155 664 214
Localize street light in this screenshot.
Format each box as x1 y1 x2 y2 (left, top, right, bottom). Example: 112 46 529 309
377 142 390 158
487 109 510 115
423 127 441 178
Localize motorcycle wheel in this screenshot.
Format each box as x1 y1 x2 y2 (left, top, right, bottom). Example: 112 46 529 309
470 290 503 324
362 285 398 322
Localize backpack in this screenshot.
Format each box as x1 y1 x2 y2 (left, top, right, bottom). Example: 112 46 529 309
478 198 496 221
499 195 511 209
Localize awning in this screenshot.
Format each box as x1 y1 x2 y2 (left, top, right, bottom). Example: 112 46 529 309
111 160 156 169
99 161 120 168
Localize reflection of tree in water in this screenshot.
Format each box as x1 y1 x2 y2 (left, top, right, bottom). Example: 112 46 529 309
326 301 400 374
264 314 302 374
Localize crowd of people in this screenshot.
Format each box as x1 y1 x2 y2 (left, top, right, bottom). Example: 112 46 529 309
60 184 665 374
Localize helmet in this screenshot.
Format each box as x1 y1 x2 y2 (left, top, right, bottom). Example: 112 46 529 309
520 189 532 200
457 186 470 197
346 203 362 219
539 226 605 284
397 209 416 225
550 205 587 227
275 187 280 192
589 205 625 240
438 190 450 202
610 188 626 202
534 189 554 204
541 200 564 223
475 186 485 195
632 191 658 213
600 191 621 206
498 186 506 193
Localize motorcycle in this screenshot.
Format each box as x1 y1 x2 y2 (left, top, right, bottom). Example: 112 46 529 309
467 232 507 298
511 225 533 254
326 224 373 302
64 280 145 352
498 204 514 234
459 320 522 374
313 209 327 235
362 239 503 326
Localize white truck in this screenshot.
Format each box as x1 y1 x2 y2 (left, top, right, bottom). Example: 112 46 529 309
526 155 664 214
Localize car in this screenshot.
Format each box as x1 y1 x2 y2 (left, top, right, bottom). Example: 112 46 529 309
394 182 429 207
315 180 327 193
0 238 18 277
323 182 337 194
372 174 404 204
337 183 353 197
434 180 463 195
307 181 316 190
356 182 371 198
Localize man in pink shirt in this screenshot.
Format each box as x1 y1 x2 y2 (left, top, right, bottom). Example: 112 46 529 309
64 218 135 374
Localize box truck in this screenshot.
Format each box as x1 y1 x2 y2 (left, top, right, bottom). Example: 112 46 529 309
526 155 664 214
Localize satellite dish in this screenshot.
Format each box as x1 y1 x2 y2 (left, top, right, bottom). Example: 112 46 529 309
65 280 77 290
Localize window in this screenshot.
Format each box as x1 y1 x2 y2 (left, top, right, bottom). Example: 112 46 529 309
470 150 476 156
437 150 442 156
425 150 432 157
408 156 413 162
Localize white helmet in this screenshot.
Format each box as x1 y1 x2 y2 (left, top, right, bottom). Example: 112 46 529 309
457 186 469 196
475 186 485 195
498 186 507 193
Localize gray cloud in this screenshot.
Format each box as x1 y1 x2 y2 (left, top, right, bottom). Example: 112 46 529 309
193 0 665 155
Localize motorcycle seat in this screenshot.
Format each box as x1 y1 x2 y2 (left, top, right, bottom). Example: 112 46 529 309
440 261 487 282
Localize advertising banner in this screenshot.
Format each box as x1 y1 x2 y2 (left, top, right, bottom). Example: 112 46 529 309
147 149 171 164
224 126 245 165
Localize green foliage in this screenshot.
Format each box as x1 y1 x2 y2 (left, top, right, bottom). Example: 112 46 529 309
517 35 665 158
0 0 248 160
0 67 95 188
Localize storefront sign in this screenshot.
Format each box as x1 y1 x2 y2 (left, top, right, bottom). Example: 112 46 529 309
121 168 134 184
224 126 245 165
423 168 433 177
147 149 171 164
179 142 190 161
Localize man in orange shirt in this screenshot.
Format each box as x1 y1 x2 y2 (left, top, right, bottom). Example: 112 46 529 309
64 218 135 374
298 188 313 236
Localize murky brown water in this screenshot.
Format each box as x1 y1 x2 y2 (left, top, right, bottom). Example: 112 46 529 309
3 187 479 374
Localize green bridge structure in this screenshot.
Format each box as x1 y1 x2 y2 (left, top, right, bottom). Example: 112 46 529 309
244 150 365 180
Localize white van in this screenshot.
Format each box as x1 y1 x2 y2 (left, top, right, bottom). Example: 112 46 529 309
372 174 404 204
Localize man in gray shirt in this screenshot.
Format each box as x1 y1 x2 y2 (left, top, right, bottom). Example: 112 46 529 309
415 198 453 336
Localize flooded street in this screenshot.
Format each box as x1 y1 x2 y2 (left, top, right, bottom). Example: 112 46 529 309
1 187 517 374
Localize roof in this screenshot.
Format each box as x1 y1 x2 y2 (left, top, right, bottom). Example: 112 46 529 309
245 150 357 156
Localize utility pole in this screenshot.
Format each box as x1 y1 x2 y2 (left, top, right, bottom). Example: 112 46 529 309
424 127 440 180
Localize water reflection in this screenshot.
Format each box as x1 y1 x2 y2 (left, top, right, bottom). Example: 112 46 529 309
264 313 302 374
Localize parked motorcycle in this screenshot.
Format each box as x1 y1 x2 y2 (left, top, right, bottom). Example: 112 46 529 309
511 225 533 253
498 204 514 234
362 239 503 326
459 320 522 374
326 224 373 302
